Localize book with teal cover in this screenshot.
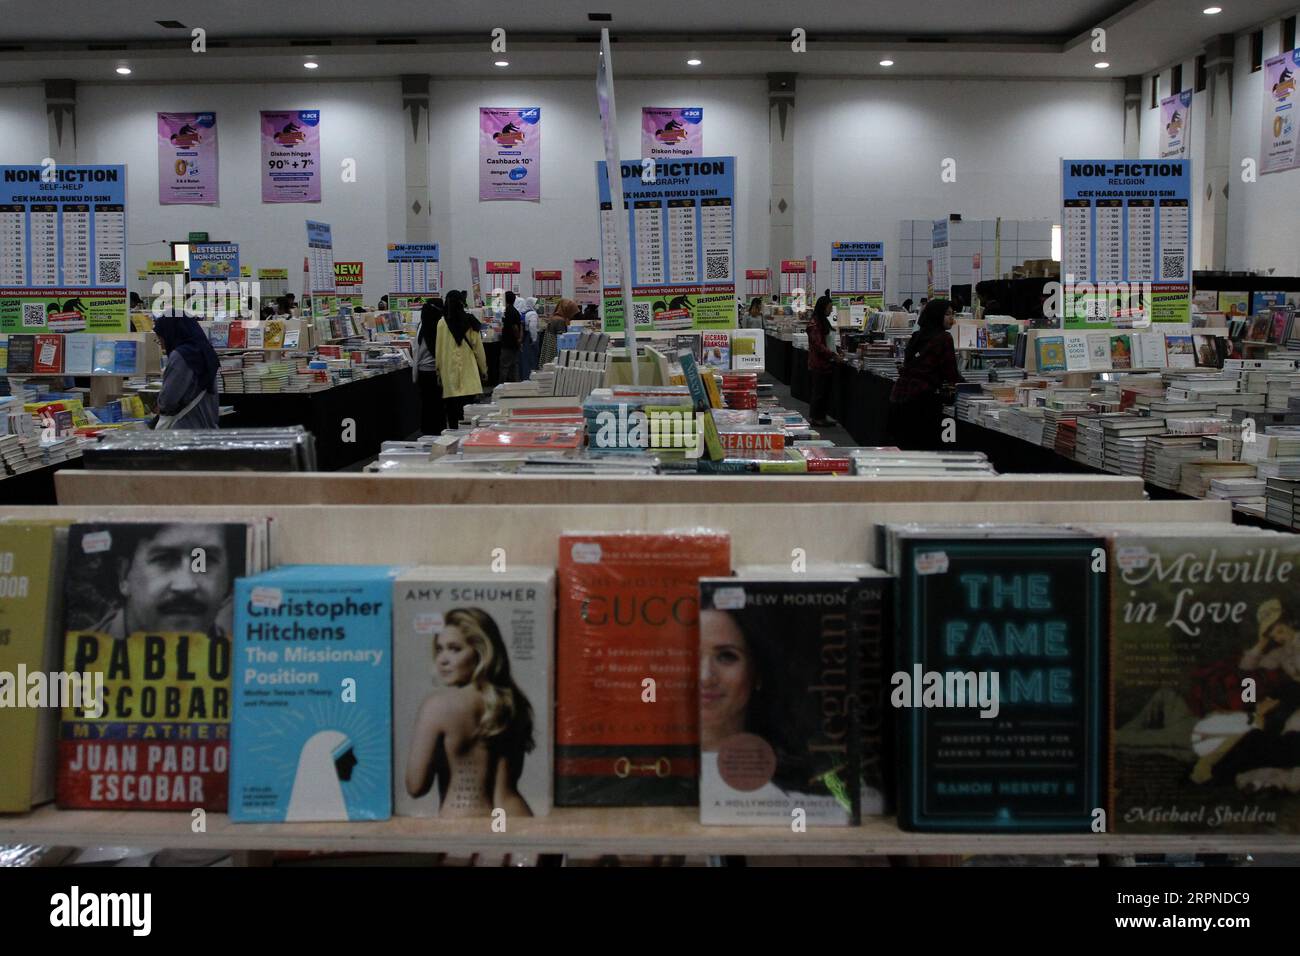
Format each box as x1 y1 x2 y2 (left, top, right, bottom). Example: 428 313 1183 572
886 528 1105 832
112 340 138 374
1035 336 1067 372
230 565 403 822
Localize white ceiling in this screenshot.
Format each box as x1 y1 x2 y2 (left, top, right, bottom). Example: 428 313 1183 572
0 0 1293 82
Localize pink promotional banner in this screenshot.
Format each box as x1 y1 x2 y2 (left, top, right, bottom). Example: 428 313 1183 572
1261 49 1300 175
1159 90 1193 159
260 110 321 203
574 258 600 306
641 107 703 158
158 112 218 204
479 107 541 201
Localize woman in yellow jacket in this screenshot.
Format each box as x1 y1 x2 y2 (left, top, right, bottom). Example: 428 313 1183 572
435 290 488 430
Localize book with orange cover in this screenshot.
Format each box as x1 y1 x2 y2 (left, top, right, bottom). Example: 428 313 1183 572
460 425 583 454
556 531 731 805
33 334 64 374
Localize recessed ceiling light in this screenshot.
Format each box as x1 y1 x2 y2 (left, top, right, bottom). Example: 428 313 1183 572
115 66 132 75
687 58 702 66
494 60 509 67
879 59 895 67
303 61 319 69
1203 6 1222 14
1095 61 1110 69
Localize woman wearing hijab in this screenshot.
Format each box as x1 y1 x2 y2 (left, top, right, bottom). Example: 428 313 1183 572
888 298 962 450
517 296 541 379
806 292 837 427
153 311 220 429
435 289 488 430
412 296 445 434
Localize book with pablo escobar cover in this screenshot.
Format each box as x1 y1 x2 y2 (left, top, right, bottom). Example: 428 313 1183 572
229 565 401 822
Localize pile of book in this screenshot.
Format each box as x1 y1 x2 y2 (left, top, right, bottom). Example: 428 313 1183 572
1265 477 1300 529
1178 460 1256 498
83 427 317 471
851 449 996 477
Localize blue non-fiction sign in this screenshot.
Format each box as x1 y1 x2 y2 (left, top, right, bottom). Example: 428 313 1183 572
831 241 886 306
595 155 736 331
190 242 239 281
386 243 440 295
0 164 127 289
1060 159 1192 325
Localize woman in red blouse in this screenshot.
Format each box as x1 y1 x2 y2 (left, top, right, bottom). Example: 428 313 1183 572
888 298 962 450
807 293 836 427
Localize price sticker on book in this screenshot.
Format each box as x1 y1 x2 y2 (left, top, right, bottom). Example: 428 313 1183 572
81 530 113 554
710 587 746 610
570 542 603 564
1116 546 1151 572
414 612 444 635
914 551 949 575
250 586 282 609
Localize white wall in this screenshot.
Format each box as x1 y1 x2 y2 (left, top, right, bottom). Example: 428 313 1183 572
794 78 1126 306
0 85 48 165
431 77 770 296
1228 28 1300 276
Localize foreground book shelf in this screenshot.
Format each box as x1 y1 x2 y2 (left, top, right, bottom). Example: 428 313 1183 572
5 806 1298 856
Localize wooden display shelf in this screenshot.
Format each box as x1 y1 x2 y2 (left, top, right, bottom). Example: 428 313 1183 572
55 471 1153 507
3 805 1293 856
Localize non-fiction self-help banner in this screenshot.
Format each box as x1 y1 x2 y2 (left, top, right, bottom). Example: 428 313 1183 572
641 107 703 158
1060 159 1192 327
480 107 540 201
596 156 736 332
261 110 321 203
1261 49 1300 175
158 112 218 204
0 164 128 333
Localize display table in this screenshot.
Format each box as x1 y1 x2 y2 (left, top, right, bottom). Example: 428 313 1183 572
221 367 419 471
765 333 793 385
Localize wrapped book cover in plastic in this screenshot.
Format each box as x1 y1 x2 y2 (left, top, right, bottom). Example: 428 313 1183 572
82 426 317 471
392 566 555 818
556 530 731 806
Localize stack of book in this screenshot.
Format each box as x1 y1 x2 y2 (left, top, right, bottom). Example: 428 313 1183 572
1178 460 1257 498
1254 457 1300 480
1265 477 1300 529
1074 416 1106 470
1143 435 1210 489
850 449 996 477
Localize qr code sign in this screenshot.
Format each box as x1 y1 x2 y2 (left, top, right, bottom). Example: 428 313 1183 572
1161 252 1185 280
21 302 46 327
705 251 730 280
632 302 651 326
97 255 122 285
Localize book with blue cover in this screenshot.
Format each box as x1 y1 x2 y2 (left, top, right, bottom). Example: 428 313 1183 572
64 335 95 375
112 339 138 375
230 565 403 822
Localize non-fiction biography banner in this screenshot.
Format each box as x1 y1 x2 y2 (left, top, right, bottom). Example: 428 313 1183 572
1261 49 1300 175
1159 91 1193 160
479 107 540 201
0 164 128 333
1060 159 1192 327
574 258 600 307
157 112 218 205
261 110 321 203
596 156 736 332
830 241 885 316
641 107 703 158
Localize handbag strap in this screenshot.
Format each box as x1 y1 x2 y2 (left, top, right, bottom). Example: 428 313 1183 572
155 389 206 430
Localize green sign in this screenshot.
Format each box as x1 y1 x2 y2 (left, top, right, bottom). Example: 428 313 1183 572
188 231 209 243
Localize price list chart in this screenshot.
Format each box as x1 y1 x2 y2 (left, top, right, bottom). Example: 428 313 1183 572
386 243 441 295
831 241 885 310
304 220 337 317
595 156 736 331
0 164 128 333
1060 160 1193 327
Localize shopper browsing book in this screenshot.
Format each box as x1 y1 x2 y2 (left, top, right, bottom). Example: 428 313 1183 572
435 291 488 430
888 298 963 450
540 298 579 367
500 290 523 384
518 296 541 378
412 297 444 435
807 292 836 427
153 311 219 430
